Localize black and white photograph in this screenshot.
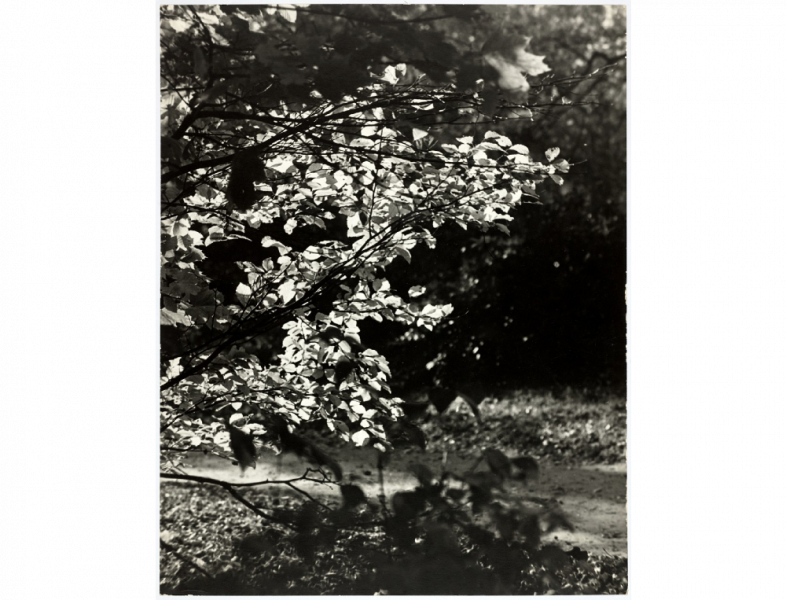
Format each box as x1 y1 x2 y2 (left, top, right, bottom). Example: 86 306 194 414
159 4 627 594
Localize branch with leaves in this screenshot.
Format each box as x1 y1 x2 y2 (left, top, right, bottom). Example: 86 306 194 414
160 4 574 473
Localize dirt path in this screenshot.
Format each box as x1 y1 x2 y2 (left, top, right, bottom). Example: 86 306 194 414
180 446 627 557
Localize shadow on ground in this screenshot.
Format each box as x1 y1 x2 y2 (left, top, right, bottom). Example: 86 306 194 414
179 445 627 557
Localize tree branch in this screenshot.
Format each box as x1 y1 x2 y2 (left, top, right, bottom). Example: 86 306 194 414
161 91 445 184
161 472 307 529
293 6 452 25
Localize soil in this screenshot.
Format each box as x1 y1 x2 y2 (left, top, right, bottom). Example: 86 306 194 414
181 443 627 557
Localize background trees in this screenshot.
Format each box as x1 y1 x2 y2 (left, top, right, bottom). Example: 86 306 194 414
160 4 625 473
369 5 627 397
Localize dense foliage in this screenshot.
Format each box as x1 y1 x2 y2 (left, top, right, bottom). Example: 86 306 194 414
160 4 590 468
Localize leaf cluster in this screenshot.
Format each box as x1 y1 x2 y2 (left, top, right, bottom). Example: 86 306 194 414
160 4 571 472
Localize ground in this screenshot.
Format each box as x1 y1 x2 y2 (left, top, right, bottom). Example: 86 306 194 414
161 391 627 594
181 443 627 557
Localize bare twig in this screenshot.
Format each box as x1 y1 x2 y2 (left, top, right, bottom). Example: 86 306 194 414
161 471 300 529
292 6 452 25
285 482 332 511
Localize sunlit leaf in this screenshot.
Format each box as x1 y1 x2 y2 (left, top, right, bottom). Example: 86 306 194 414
279 280 296 304
512 46 550 76
171 218 189 237
545 147 560 162
483 52 529 93
161 307 191 327
351 429 370 446
395 247 411 263
277 5 297 23
509 144 530 155
167 18 190 33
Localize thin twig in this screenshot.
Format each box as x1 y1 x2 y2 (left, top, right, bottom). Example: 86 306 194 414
375 454 394 559
293 6 452 25
285 482 333 511
161 471 297 529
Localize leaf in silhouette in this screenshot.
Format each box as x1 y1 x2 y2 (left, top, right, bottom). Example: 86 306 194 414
464 471 502 491
392 490 427 521
409 463 435 487
567 546 589 561
334 355 354 382
385 418 427 450
161 136 182 164
423 522 460 556
464 471 500 510
225 418 256 473
511 455 540 483
300 438 343 481
538 544 571 573
493 510 517 541
484 448 512 479
226 153 265 211
444 488 465 504
269 415 343 480
542 501 574 533
518 510 541 549
340 484 367 509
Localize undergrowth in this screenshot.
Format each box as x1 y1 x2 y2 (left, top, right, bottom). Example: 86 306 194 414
160 391 627 595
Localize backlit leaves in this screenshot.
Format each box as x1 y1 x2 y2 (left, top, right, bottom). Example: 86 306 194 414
511 46 551 77
159 5 568 471
483 34 551 94
350 429 370 447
